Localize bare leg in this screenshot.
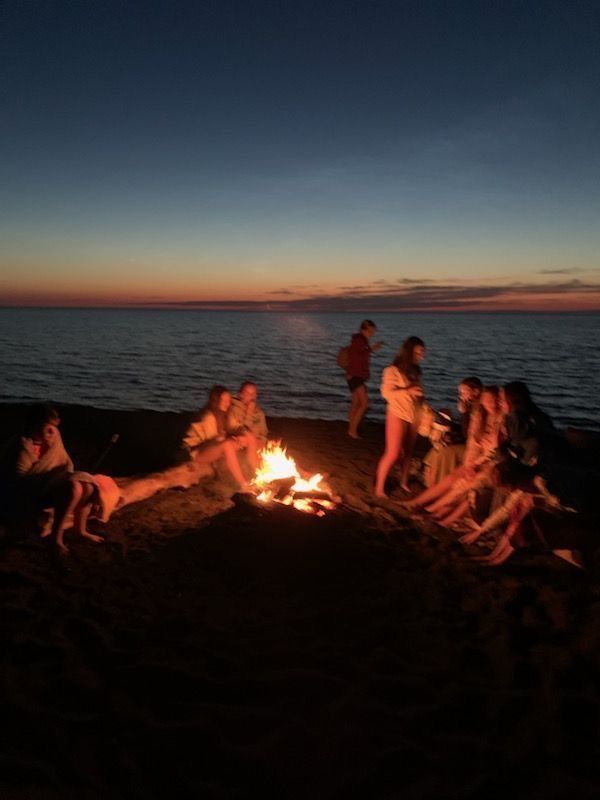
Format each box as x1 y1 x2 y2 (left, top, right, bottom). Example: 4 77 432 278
348 385 368 438
426 479 470 515
403 467 466 508
460 523 484 545
242 431 259 474
222 439 251 491
475 535 515 566
74 483 104 543
399 423 418 491
52 480 82 555
194 440 252 493
374 414 406 498
437 498 471 528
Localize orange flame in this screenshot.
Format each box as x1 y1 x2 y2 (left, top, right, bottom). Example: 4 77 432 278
252 441 335 515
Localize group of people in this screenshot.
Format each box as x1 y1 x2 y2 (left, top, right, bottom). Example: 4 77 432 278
0 382 268 553
344 320 597 567
0 325 597 567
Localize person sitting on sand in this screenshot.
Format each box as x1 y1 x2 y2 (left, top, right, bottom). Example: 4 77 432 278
183 385 256 493
346 319 383 439
374 336 426 497
404 385 504 526
422 377 483 487
0 403 108 554
502 381 561 466
227 381 268 448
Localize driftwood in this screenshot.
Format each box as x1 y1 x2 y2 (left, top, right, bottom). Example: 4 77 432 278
115 461 214 510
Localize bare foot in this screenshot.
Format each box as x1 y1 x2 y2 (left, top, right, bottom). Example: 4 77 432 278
79 530 104 543
57 540 70 556
459 529 482 545
348 431 361 439
399 498 420 509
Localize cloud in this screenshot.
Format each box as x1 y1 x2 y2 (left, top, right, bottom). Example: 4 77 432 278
128 277 600 311
538 267 585 275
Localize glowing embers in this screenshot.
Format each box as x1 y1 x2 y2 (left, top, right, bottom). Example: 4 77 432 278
252 441 337 516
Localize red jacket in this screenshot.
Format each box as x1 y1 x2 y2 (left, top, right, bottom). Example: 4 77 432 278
347 333 371 380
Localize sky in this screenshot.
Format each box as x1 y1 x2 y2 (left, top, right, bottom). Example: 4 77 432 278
1 0 599 311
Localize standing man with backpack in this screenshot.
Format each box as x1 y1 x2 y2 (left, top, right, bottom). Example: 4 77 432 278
343 319 382 439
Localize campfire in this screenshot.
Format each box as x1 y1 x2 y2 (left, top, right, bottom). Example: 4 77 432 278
252 441 338 516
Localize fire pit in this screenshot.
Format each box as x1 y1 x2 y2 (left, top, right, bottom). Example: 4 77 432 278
252 441 338 516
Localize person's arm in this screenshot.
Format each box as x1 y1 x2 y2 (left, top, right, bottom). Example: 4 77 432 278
255 407 268 442
381 367 421 399
226 402 245 436
463 409 482 469
183 414 218 452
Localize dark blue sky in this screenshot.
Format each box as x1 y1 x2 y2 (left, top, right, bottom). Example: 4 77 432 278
2 0 599 308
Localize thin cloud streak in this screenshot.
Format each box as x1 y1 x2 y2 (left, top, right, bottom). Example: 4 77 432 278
123 277 600 312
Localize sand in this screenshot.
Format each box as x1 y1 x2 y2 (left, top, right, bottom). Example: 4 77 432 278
1 403 600 799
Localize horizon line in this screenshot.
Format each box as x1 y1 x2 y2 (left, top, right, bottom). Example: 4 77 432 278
1 305 600 315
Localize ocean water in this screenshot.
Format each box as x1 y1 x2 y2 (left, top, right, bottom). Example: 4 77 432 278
0 308 598 430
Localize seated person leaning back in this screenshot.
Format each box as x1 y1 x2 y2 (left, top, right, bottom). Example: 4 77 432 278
182 385 257 493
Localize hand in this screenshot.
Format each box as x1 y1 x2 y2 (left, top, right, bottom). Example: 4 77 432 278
372 341 384 352
407 386 423 399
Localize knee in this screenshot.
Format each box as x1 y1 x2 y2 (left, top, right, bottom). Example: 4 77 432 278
223 439 236 455
67 479 82 504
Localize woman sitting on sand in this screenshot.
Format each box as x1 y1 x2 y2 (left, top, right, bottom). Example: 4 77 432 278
503 381 561 466
374 336 426 497
422 376 483 487
183 385 257 493
0 403 109 554
404 385 505 526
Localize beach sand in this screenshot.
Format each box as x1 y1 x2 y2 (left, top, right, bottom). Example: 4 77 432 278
1 404 600 799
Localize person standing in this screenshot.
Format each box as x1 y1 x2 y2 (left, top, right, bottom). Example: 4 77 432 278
374 336 426 496
346 319 382 438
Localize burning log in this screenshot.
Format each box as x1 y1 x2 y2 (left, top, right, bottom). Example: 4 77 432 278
252 440 338 515
270 477 296 500
290 490 334 501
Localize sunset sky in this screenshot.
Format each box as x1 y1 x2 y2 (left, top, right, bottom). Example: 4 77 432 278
2 0 599 311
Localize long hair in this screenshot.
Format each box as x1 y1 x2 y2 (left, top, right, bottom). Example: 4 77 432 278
393 336 425 384
504 381 541 416
197 385 229 435
460 376 483 392
476 385 501 435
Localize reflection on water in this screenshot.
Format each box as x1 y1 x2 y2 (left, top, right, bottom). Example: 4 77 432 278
0 309 598 430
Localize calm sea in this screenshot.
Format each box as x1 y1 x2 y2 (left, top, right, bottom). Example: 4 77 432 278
0 309 598 430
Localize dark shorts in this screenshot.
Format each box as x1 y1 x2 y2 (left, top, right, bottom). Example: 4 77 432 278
347 376 366 393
